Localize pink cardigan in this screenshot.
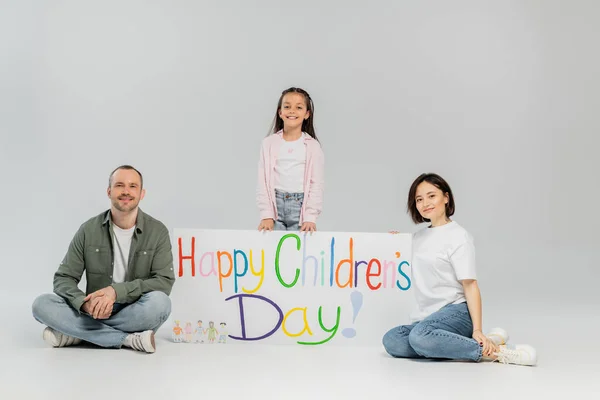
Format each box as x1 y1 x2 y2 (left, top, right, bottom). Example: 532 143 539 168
256 131 325 224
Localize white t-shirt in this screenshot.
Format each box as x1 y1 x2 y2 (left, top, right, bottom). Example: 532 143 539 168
274 133 306 193
111 224 135 284
410 221 477 322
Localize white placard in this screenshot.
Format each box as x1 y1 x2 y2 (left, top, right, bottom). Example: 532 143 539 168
168 229 414 346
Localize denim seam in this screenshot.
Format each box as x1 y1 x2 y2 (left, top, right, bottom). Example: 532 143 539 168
416 310 477 345
413 325 481 361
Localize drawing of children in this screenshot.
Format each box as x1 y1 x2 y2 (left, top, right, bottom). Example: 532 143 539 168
206 321 218 344
172 320 183 343
218 322 228 344
184 322 193 343
195 320 205 343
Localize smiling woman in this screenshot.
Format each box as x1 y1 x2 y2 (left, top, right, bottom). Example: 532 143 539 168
407 173 455 227
382 173 538 366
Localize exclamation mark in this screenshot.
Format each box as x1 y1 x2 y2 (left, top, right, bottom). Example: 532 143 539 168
341 291 363 338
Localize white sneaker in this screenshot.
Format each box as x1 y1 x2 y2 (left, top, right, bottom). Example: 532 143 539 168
495 344 537 366
487 327 509 345
123 330 156 353
43 327 82 347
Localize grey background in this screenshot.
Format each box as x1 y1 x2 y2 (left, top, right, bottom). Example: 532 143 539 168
1 0 598 343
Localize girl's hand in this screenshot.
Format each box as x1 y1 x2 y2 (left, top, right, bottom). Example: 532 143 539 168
473 330 498 358
300 222 317 232
258 219 274 231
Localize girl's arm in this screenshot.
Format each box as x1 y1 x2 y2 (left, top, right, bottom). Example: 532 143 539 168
256 142 275 221
462 279 497 357
303 143 325 224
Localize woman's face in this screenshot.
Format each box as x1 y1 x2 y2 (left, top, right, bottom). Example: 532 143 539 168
415 181 448 222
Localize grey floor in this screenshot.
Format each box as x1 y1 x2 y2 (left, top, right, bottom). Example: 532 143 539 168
2 290 598 399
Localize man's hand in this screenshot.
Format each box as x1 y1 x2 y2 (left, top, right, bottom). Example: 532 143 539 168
82 286 117 319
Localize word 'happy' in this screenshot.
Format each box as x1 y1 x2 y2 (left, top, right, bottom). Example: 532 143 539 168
177 233 412 293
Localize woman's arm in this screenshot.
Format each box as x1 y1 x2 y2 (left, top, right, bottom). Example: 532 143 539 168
462 279 497 357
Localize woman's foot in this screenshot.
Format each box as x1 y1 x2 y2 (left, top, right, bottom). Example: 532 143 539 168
487 327 509 345
494 344 537 366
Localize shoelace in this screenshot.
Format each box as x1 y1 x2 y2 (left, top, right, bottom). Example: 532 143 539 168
496 348 522 364
130 333 148 352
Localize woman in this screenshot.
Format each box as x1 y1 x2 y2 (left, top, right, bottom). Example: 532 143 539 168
383 173 536 366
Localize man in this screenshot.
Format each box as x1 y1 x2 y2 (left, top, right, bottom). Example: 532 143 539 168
32 165 175 353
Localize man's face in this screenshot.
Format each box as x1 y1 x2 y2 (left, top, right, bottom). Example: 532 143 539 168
107 168 145 212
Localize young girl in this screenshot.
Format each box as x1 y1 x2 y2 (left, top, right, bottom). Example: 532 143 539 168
256 87 324 232
383 173 537 366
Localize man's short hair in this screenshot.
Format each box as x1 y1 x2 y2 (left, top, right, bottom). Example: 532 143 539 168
108 165 143 189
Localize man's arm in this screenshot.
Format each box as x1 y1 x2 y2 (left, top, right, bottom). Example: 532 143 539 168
111 226 175 303
53 226 87 312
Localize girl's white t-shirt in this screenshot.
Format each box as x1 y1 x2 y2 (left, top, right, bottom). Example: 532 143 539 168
274 133 306 193
410 221 477 322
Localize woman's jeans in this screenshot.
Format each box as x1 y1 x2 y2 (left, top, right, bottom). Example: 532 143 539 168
382 302 483 361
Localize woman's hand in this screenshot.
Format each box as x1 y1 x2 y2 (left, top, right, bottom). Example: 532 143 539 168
473 330 498 357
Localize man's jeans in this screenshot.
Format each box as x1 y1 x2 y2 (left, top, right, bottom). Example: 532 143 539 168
32 291 171 348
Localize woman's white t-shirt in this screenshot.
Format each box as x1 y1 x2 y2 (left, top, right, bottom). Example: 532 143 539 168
410 221 477 323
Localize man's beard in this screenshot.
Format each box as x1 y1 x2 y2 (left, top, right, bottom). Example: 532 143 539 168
111 197 138 212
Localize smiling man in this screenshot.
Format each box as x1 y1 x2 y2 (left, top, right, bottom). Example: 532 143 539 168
31 165 175 353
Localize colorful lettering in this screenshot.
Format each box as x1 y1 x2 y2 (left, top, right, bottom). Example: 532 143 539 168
178 237 195 277
217 251 233 292
242 249 265 294
275 234 301 288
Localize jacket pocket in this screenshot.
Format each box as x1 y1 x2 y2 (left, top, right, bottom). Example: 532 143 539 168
132 249 155 278
85 245 111 274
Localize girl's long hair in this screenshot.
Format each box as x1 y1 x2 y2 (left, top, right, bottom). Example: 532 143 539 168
269 87 318 141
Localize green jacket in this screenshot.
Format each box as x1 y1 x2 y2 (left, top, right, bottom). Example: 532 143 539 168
53 209 175 312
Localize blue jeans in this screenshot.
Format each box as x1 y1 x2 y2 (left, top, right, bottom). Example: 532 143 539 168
274 189 304 231
382 302 483 362
32 291 171 348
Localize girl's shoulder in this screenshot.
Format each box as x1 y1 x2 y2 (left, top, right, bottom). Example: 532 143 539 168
261 132 283 145
304 134 323 152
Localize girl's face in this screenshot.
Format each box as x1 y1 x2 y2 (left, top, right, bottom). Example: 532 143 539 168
415 181 448 223
278 93 310 131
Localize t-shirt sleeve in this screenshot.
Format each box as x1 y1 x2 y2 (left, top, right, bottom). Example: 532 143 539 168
449 239 477 280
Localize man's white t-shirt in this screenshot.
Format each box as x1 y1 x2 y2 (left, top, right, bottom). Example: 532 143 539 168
274 133 306 193
111 224 135 284
410 221 477 323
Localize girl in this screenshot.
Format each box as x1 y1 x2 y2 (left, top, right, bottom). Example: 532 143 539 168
256 87 324 232
383 173 537 366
